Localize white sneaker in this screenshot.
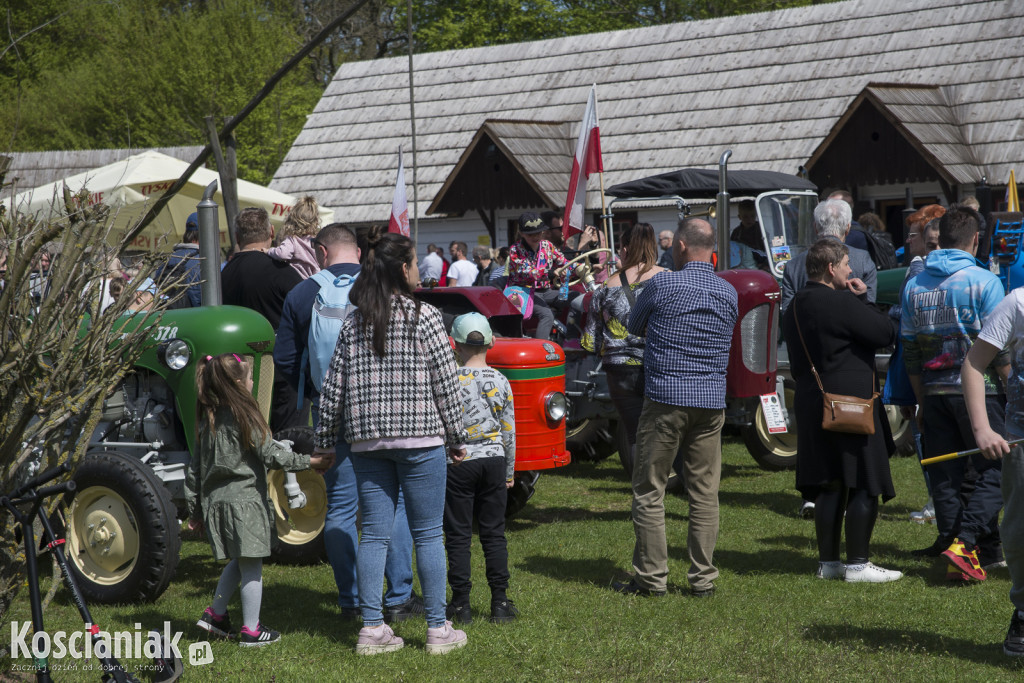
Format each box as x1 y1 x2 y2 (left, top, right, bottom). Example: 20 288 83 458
909 499 935 525
816 562 845 580
844 562 902 583
799 501 816 519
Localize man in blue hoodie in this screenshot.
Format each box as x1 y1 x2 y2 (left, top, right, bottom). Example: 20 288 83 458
901 204 1009 582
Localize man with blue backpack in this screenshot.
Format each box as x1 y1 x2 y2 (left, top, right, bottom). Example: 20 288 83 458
275 223 422 624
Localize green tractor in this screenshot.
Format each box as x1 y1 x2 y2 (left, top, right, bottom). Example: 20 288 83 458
63 189 324 604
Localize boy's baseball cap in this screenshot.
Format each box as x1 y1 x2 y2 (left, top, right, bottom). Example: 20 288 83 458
452 312 493 345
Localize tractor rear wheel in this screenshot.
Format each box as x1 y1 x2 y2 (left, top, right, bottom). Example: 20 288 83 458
268 426 327 564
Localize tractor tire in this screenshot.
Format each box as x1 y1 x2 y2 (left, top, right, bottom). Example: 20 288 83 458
616 422 684 491
566 417 617 462
886 404 916 457
66 451 180 604
506 471 539 520
742 380 799 471
268 426 327 564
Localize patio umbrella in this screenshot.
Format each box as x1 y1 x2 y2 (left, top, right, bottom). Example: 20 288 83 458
5 150 334 252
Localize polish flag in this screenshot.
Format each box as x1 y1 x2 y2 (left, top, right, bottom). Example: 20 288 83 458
388 147 410 236
562 85 603 238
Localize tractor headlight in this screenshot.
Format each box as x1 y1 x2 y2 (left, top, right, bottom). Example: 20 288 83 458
545 391 567 422
160 338 191 370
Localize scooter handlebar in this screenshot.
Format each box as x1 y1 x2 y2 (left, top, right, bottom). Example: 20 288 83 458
7 461 71 499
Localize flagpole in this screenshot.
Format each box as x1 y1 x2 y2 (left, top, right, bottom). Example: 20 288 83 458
407 0 419 245
599 170 615 274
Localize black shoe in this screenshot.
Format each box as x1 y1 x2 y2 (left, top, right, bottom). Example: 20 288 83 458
910 537 951 558
489 599 519 624
690 585 716 598
383 594 425 624
446 602 473 625
238 623 281 648
979 544 1007 570
196 607 234 639
610 580 666 597
339 606 361 622
1005 610 1024 657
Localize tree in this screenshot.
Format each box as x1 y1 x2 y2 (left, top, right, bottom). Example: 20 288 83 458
0 0 322 185
0 158 170 631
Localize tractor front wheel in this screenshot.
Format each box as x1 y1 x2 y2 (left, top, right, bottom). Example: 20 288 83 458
66 451 180 603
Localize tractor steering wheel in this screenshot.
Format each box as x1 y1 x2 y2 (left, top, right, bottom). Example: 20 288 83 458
557 248 615 287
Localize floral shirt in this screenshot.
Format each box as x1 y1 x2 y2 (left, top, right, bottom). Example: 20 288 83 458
507 239 568 289
582 282 648 366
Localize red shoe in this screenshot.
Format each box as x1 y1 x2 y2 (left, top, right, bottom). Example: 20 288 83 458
942 539 987 581
945 563 970 583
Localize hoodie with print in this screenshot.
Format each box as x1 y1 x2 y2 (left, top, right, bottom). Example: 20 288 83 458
900 248 1007 395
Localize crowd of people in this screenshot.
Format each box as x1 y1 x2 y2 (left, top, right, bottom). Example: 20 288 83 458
179 207 521 655
36 187 1020 660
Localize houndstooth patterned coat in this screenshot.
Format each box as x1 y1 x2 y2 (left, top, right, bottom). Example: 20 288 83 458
313 294 466 450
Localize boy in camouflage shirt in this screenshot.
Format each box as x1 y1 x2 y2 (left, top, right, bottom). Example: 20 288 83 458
444 313 518 625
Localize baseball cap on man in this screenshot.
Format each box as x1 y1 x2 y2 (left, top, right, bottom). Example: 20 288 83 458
518 212 547 235
452 312 493 345
184 212 199 235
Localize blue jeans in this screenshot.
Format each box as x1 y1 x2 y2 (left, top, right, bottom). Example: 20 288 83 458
313 406 414 609
351 446 448 627
324 441 414 609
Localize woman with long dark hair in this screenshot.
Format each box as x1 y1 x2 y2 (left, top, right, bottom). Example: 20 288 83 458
582 222 666 469
313 226 469 655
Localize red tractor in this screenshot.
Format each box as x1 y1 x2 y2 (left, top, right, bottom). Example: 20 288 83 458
413 286 571 517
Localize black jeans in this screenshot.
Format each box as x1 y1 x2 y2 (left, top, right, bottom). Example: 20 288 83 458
530 289 560 339
922 394 1004 547
605 364 645 447
815 485 878 564
443 457 510 602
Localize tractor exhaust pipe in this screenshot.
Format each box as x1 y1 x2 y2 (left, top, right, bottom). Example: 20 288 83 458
197 180 222 306
716 150 732 272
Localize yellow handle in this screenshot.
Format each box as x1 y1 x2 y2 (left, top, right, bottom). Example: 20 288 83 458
919 452 965 466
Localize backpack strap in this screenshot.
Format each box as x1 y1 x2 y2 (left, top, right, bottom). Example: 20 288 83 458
297 270 338 409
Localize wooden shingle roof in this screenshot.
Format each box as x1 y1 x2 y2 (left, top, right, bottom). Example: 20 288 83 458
271 0 1024 224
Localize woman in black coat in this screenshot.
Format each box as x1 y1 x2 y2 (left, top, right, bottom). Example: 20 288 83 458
781 239 900 583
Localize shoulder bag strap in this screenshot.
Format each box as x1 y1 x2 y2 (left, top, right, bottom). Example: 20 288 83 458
792 301 826 395
620 267 637 308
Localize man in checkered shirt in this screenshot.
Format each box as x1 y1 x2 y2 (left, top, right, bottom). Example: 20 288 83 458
613 218 738 599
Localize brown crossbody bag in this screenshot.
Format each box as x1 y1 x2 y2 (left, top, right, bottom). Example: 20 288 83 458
793 302 878 435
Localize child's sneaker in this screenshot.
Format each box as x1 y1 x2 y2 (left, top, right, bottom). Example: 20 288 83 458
196 607 234 639
426 620 468 654
355 623 404 655
446 601 473 625
941 538 987 581
489 599 519 624
238 623 280 648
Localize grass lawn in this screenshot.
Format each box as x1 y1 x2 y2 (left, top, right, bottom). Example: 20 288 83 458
4 434 1023 681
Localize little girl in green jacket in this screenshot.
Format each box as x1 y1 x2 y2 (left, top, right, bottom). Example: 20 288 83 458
186 353 332 647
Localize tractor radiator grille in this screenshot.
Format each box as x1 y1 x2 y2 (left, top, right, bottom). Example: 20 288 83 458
739 303 775 374
252 353 275 423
